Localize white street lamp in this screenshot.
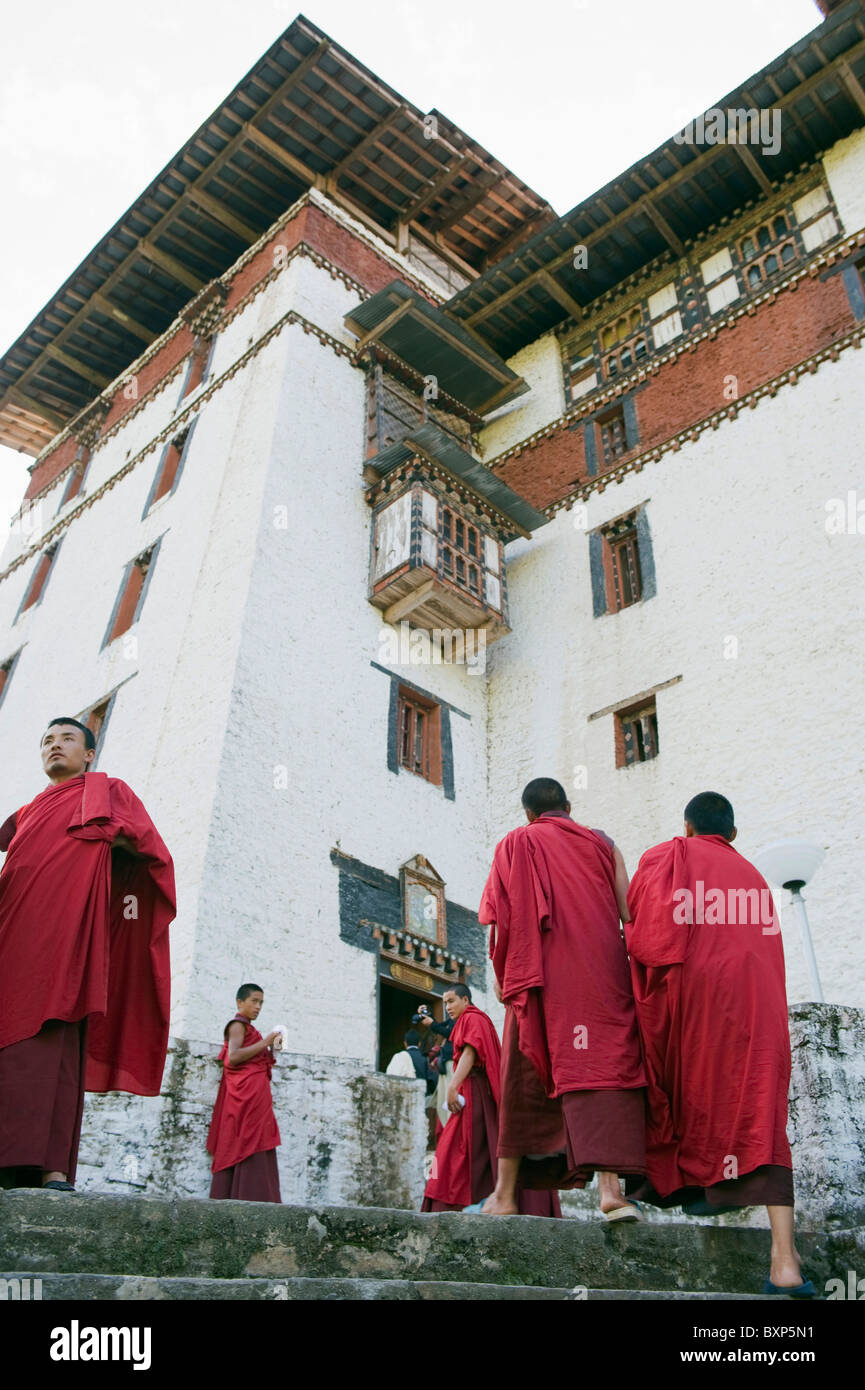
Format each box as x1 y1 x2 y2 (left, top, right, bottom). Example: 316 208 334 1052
752 840 825 1002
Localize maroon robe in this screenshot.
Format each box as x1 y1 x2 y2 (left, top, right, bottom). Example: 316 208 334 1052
422 1004 560 1217
207 1015 281 1203
0 773 174 1183
479 812 646 1188
626 834 793 1206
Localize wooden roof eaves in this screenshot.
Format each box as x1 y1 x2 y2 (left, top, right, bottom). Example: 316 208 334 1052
451 20 865 335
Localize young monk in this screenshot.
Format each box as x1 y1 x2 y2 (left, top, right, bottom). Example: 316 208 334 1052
207 984 282 1203
0 718 174 1192
478 778 647 1220
626 791 813 1296
421 984 560 1217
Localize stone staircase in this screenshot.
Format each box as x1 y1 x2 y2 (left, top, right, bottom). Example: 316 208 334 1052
1 1190 855 1300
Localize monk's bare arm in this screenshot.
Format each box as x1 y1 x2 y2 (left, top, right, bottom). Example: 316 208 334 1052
446 1044 477 1113
226 1023 280 1068
613 846 631 924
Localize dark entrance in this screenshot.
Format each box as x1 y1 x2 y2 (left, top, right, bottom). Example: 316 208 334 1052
378 976 443 1072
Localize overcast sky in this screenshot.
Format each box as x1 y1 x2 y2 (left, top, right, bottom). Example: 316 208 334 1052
0 0 822 539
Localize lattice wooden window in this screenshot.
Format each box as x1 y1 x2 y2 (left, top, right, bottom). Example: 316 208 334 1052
441 507 482 598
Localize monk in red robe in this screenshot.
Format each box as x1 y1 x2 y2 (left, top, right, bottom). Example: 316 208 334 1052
422 985 560 1217
207 984 281 1203
0 718 174 1191
478 778 646 1220
626 791 813 1296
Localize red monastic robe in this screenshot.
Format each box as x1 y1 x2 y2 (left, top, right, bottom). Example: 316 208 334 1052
422 1005 501 1209
0 772 174 1094
479 814 646 1098
207 1017 281 1174
625 834 792 1197
421 1005 560 1216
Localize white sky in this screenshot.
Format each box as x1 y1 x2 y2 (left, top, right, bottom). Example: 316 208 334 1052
0 0 822 540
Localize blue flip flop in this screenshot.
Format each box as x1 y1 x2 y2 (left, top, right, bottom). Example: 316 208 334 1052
762 1277 816 1298
462 1201 486 1213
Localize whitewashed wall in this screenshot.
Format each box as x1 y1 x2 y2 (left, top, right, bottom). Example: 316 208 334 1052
485 345 865 1008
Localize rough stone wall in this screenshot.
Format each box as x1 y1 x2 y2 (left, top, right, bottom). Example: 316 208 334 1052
561 1004 865 1231
77 1038 427 1212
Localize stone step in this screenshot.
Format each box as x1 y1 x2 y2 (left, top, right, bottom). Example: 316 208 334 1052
0 1272 779 1301
0 1191 850 1295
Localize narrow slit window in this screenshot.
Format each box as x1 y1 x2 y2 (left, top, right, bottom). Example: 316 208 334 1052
18 543 59 617
104 546 156 646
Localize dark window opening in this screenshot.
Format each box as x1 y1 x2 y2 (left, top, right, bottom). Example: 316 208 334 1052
616 701 659 767
18 543 59 617
104 545 156 646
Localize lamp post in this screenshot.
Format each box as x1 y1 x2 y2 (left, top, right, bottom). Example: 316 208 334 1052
753 840 825 1003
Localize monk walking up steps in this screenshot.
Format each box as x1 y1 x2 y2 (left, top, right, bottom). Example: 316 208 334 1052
479 778 647 1220
626 792 814 1297
0 718 175 1192
421 984 560 1217
207 984 282 1203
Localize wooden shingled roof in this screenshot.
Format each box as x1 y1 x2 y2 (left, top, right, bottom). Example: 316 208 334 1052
0 14 555 458
447 0 865 360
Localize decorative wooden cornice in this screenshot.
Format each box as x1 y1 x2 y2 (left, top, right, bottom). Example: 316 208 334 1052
360 918 470 982
180 282 229 339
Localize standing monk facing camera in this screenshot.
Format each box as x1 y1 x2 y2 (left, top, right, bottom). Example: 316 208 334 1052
0 718 175 1191
479 778 646 1220
207 984 282 1203
626 792 813 1296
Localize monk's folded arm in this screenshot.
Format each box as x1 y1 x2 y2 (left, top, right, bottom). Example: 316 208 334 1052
227 1024 275 1068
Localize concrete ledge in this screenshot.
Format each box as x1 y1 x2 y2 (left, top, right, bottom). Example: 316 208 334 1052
1 1191 859 1294
0 1272 779 1301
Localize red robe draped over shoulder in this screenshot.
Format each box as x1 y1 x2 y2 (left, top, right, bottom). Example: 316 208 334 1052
0 772 174 1095
625 834 792 1196
479 814 645 1098
422 1004 501 1208
207 1017 281 1173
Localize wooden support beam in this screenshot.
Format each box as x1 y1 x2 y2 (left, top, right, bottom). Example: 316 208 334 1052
244 123 321 186
5 386 66 430
41 344 112 390
135 239 206 292
186 187 260 244
383 579 437 624
89 292 157 344
538 270 584 320
639 198 685 257
837 58 865 118
733 143 774 195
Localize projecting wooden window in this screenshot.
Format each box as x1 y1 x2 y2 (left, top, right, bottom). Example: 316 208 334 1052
18 543 60 618
441 507 483 600
104 545 156 646
607 526 642 610
397 686 442 785
616 700 659 767
598 407 628 466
